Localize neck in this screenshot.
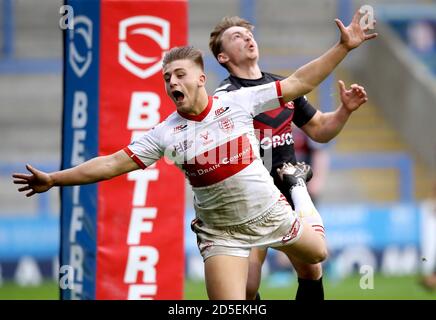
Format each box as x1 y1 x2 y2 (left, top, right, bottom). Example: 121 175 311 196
228 61 262 79
187 89 209 115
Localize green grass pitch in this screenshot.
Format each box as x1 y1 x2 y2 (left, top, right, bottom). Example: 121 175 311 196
0 275 435 300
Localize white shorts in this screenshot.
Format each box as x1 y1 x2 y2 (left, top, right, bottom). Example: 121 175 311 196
191 196 303 261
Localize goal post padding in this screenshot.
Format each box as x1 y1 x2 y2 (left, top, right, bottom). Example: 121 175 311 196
62 0 187 300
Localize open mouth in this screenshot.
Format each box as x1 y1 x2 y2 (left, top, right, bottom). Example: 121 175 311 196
172 90 185 103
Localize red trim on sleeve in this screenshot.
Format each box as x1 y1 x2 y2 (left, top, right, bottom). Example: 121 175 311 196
123 147 146 169
275 80 286 107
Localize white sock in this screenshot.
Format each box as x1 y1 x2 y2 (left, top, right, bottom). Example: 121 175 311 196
291 184 325 236
421 200 436 275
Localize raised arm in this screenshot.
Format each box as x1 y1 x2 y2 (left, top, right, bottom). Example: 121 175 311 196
12 150 140 197
280 9 377 102
302 80 368 142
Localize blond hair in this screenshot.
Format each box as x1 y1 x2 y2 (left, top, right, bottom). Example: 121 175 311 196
162 46 204 70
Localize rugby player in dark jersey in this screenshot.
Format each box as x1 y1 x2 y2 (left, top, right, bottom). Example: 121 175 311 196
209 15 370 300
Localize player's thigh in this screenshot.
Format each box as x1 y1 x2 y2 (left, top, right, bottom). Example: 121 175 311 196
246 248 268 298
247 248 267 285
248 247 268 268
276 222 327 264
204 254 249 300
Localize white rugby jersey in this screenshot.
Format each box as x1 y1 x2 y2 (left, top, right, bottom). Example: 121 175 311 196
125 81 286 227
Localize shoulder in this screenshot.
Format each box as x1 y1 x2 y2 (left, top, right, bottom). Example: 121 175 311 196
214 77 239 95
263 72 285 81
148 112 179 135
214 83 234 96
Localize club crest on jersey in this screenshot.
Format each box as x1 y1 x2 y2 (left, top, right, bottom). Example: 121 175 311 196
218 117 234 134
173 124 188 134
213 106 230 119
199 130 214 146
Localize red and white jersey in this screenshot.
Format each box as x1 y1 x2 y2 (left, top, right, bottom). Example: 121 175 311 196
125 81 285 226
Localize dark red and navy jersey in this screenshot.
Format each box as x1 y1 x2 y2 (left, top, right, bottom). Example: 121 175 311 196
215 72 317 203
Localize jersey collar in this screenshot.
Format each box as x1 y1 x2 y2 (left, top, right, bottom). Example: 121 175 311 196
230 72 266 84
177 96 213 122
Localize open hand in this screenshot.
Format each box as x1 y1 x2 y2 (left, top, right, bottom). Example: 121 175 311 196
335 9 378 50
12 164 53 197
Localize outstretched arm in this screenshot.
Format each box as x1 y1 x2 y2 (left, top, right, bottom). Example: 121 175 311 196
302 80 368 142
280 10 377 102
12 150 140 197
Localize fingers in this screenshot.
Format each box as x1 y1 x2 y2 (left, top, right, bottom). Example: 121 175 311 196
277 162 293 178
13 165 44 197
350 83 364 90
276 168 283 181
338 80 346 93
362 19 376 31
12 173 31 180
13 178 30 185
18 185 31 192
351 10 360 24
359 12 370 27
13 164 38 182
351 87 368 105
350 84 367 98
362 18 377 32
354 85 366 94
26 190 36 197
335 18 346 34
364 33 378 40
12 172 32 191
26 164 37 174
13 180 28 185
343 83 367 106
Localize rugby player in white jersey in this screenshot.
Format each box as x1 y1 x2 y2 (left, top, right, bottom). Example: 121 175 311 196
13 12 376 299
209 12 371 300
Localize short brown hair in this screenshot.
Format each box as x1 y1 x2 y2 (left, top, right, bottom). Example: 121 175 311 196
209 16 254 60
162 46 204 70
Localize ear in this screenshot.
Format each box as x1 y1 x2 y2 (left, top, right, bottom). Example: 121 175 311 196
217 52 229 64
198 73 206 87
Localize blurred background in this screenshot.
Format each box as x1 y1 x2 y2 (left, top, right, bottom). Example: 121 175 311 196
1 0 436 299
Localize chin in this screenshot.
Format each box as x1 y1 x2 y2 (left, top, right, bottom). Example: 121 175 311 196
177 104 189 113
